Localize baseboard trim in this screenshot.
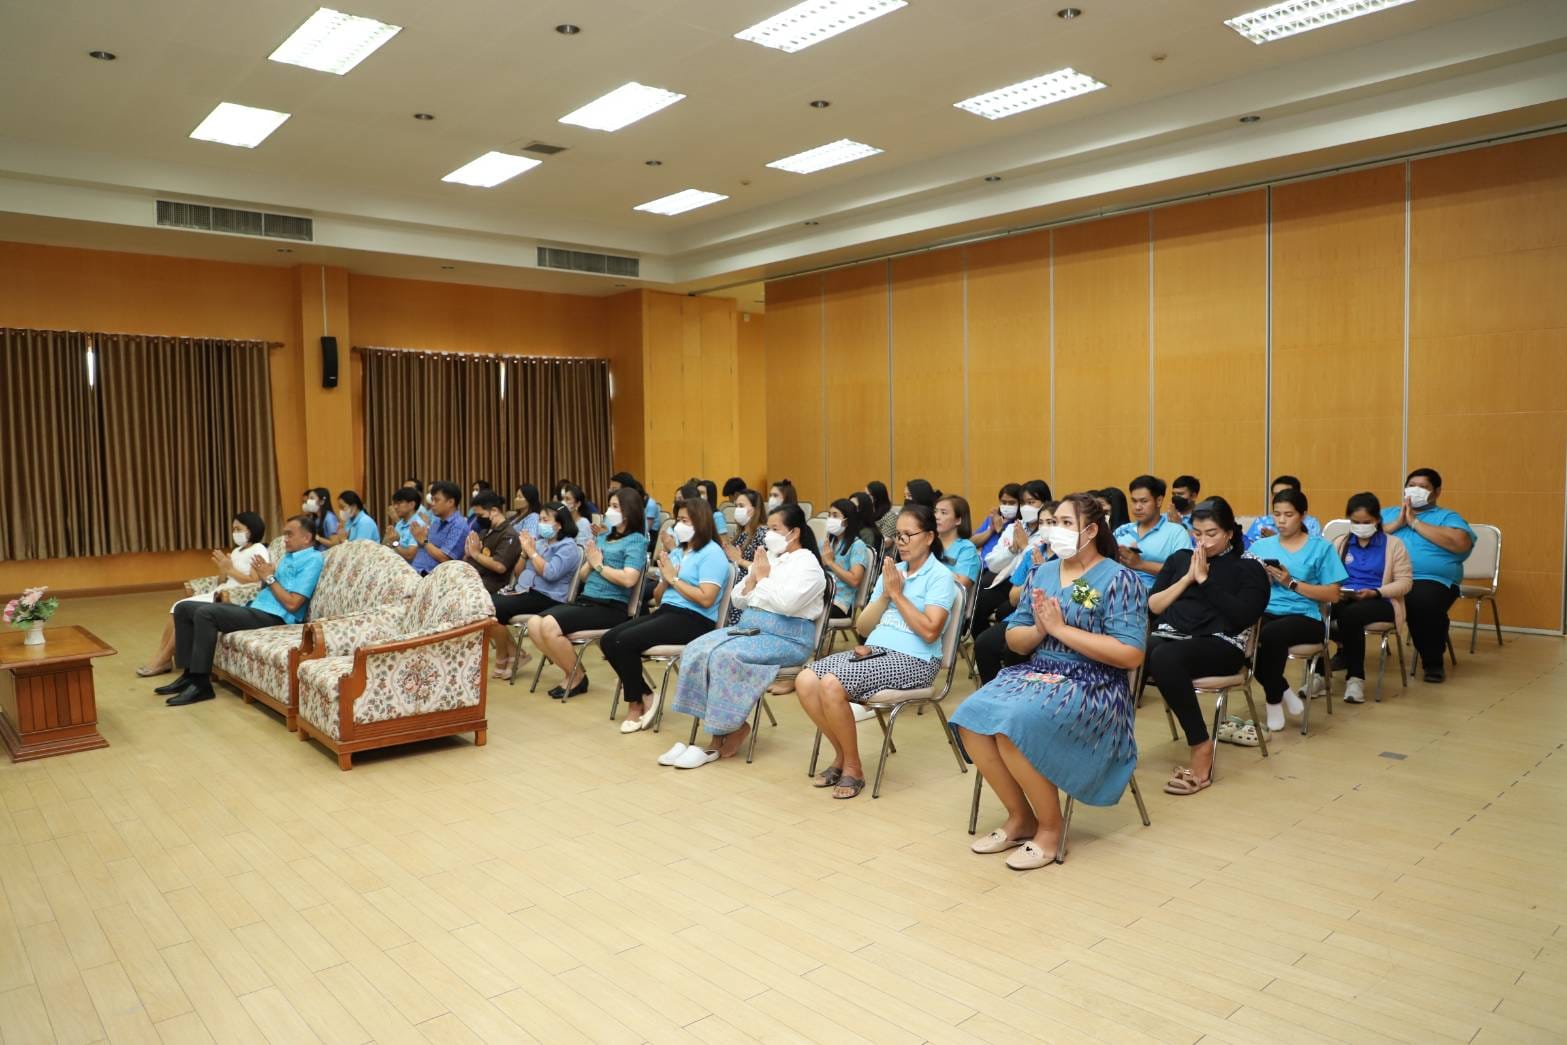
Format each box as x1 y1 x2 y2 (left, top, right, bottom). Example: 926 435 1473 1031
3 581 185 601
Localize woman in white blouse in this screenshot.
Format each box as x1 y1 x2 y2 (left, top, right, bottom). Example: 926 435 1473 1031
137 512 271 677
661 503 828 769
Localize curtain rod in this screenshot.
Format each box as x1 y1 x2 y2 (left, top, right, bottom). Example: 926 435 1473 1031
1 326 283 347
352 344 606 364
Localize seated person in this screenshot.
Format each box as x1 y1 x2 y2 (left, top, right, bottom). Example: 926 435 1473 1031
767 479 798 511
972 479 1052 637
1248 489 1347 733
384 487 423 560
1382 467 1474 682
463 490 522 598
973 501 1060 683
558 483 595 548
610 472 660 529
848 491 884 554
936 494 982 589
794 503 960 800
1167 475 1200 525
465 480 493 531
321 490 379 545
1329 492 1412 703
508 483 542 539
952 493 1146 870
970 483 1024 561
138 512 269 677
1145 497 1269 796
554 479 599 519
866 480 899 542
603 498 730 732
720 476 747 506
665 504 827 766
527 487 649 698
821 498 874 620
1114 475 1193 589
722 489 768 625
1096 487 1130 531
156 516 323 707
697 479 730 540
1244 475 1322 546
302 487 339 548
409 482 470 576
400 477 434 526
489 502 582 677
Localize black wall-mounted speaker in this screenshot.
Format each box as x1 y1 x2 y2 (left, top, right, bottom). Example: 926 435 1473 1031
321 336 338 388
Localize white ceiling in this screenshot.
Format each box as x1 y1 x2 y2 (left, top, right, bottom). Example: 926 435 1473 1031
1 0 1565 302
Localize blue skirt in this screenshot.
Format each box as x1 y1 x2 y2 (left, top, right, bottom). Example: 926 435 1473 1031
950 653 1138 807
670 609 816 735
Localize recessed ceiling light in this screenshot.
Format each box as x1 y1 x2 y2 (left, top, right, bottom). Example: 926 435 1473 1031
614 283 628 288
555 24 581 34
413 112 435 120
810 99 831 108
440 264 455 270
268 7 401 75
1239 114 1261 123
1057 7 1082 18
803 220 820 226
984 175 1002 182
767 138 882 174
736 0 908 53
634 189 729 216
189 102 291 148
954 67 1106 120
276 247 293 253
559 82 685 132
1226 0 1415 44
88 50 116 61
645 159 663 166
441 151 541 188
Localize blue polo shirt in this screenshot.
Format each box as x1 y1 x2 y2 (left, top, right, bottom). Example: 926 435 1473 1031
1244 513 1322 548
830 537 874 613
411 512 470 575
1113 515 1194 589
1248 534 1348 620
582 532 649 603
342 510 380 543
392 515 418 548
1010 543 1052 587
866 558 960 661
941 537 982 585
511 512 540 539
662 541 730 621
1382 505 1475 586
250 547 323 625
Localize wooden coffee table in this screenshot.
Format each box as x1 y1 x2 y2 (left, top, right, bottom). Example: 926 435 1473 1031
0 625 116 762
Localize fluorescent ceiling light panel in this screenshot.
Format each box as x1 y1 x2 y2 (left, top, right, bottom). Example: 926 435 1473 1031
634 189 729 216
189 102 291 148
954 67 1106 120
1224 0 1416 44
559 82 685 132
735 0 908 53
441 151 541 188
269 7 402 74
767 138 883 174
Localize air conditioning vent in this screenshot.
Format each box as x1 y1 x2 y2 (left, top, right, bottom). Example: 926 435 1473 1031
538 246 639 278
521 141 568 156
155 200 313 242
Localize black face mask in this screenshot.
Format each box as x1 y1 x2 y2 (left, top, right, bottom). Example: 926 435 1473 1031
1172 495 1191 514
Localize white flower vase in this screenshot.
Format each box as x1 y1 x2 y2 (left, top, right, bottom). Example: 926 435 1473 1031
23 623 45 646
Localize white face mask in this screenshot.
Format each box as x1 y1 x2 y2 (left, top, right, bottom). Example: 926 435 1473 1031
603 508 624 529
231 530 248 547
1046 525 1085 560
734 505 754 525
998 504 1018 520
766 496 782 510
1020 504 1041 524
1350 522 1378 539
672 521 695 544
1404 485 1430 508
471 490 480 500
824 517 845 536
763 530 789 556
342 506 356 520
303 499 319 513
424 493 434 506
537 522 556 539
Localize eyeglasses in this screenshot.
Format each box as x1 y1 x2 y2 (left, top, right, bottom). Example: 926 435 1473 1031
894 530 923 543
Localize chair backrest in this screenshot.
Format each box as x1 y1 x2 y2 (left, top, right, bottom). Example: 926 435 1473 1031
654 510 671 533
960 579 982 633
709 561 740 629
1322 518 1350 543
402 561 494 633
1241 618 1264 668
928 593 970 701
797 501 814 518
310 540 420 621
563 560 587 604
721 505 738 525
855 551 883 611
807 517 829 548
1464 523 1501 589
806 575 838 654
624 563 651 619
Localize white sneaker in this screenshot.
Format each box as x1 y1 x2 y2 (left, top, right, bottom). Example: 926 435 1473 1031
1343 678 1365 704
1265 703 1286 734
1281 687 1305 718
1305 674 1327 697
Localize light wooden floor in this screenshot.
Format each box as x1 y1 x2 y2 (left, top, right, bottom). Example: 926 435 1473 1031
2 591 1565 1045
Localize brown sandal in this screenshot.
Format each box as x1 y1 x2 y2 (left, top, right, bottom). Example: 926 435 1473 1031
1163 766 1212 796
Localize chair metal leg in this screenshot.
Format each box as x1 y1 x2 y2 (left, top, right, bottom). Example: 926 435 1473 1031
746 698 765 764
1164 700 1180 741
1446 634 1458 667
650 660 678 733
968 770 983 835
1299 658 1312 736
1209 693 1227 782
807 728 823 776
1240 683 1268 757
762 698 778 727
1490 599 1503 648
870 704 906 798
608 679 624 718
1055 796 1075 864
1373 633 1387 701
507 624 526 685
1470 597 1482 655
1394 631 1408 688
872 709 897 754
932 702 967 774
687 716 701 745
1128 773 1151 826
529 654 547 693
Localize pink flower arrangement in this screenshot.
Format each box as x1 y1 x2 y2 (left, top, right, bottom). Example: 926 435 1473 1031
4 586 59 628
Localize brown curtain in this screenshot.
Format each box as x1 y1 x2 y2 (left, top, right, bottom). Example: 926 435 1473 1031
95 334 280 553
362 348 612 514
0 328 104 559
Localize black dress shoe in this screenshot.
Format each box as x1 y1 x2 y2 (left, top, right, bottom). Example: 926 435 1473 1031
549 676 590 700
1423 669 1445 684
165 684 215 706
154 674 191 695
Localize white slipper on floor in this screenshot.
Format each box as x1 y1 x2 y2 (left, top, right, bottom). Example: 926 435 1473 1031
851 705 876 723
619 716 646 734
657 742 688 766
673 747 719 770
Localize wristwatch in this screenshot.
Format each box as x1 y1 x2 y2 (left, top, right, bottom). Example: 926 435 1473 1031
1287 579 1299 592
263 574 277 587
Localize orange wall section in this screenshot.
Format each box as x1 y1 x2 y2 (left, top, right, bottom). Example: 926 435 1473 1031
890 249 967 497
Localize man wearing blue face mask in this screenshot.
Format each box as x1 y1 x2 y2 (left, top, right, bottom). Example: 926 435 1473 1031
1382 467 1475 683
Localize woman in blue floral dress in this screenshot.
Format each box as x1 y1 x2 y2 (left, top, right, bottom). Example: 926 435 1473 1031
951 492 1148 870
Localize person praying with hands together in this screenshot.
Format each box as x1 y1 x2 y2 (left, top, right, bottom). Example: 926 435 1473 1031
1380 468 1474 682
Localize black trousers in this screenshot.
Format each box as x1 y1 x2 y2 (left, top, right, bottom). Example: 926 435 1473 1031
1330 597 1396 678
599 606 714 700
492 589 560 623
1146 635 1245 746
173 602 284 674
975 620 1026 684
1406 580 1459 673
1255 613 1326 704
969 580 1013 638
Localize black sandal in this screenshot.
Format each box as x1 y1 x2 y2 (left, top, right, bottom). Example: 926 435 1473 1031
812 767 842 788
832 775 865 800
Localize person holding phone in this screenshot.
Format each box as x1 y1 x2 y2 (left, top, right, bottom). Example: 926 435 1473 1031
1114 475 1193 590
952 493 1147 870
662 504 827 768
1247 489 1347 733
795 503 961 800
1381 468 1474 682
1244 475 1323 547
1328 492 1412 703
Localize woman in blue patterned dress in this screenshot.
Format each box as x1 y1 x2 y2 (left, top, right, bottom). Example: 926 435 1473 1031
951 493 1148 871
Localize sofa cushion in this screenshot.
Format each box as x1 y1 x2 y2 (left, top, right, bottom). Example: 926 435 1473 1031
213 623 305 702
296 632 484 741
310 541 418 622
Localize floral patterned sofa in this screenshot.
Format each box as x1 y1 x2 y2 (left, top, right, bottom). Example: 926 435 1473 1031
212 540 418 731
185 536 287 603
293 560 494 770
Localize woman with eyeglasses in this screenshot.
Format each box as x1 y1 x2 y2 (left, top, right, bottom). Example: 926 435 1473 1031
794 503 961 800
952 493 1147 870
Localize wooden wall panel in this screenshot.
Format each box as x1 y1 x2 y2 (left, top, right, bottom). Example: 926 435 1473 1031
1052 214 1150 496
1153 191 1268 515
697 297 740 487
736 313 768 492
1411 135 1567 631
966 233 1050 500
641 291 692 505
824 262 890 502
1270 166 1406 523
762 275 825 506
890 248 967 497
